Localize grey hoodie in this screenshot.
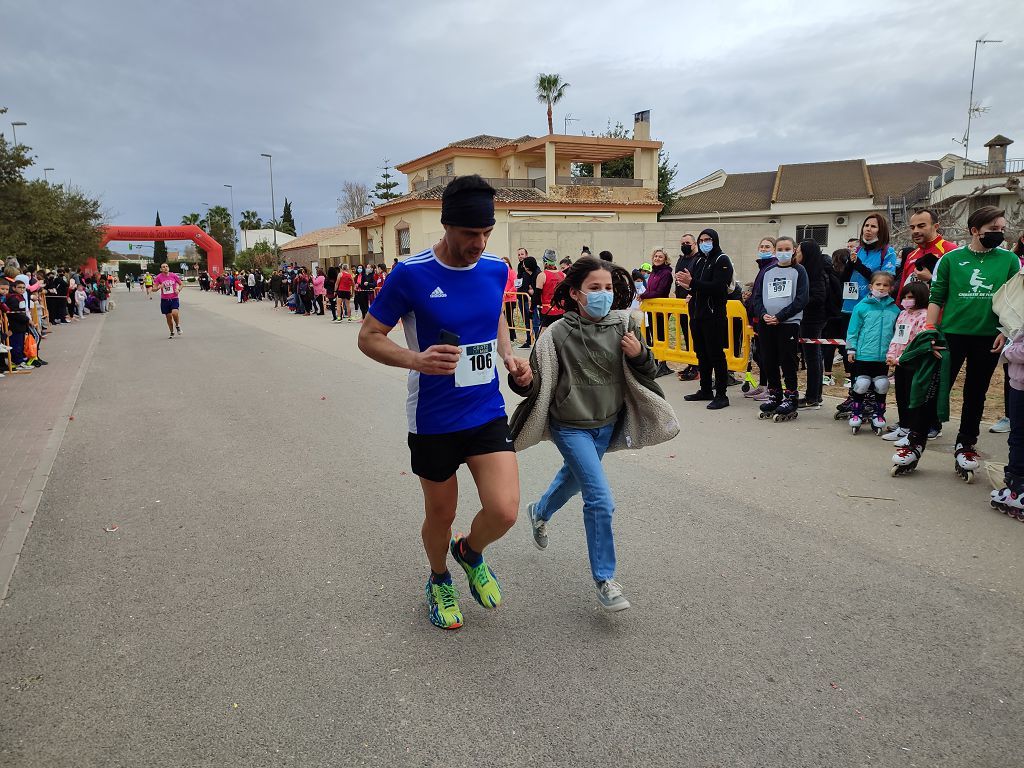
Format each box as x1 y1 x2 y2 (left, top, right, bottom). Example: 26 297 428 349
541 310 659 428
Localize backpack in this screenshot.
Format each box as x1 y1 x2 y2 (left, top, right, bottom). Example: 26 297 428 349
992 267 1024 338
298 277 310 295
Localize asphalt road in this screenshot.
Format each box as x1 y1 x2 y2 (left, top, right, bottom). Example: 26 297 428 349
1 286 1022 768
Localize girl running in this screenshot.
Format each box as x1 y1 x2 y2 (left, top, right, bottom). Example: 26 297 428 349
509 256 679 612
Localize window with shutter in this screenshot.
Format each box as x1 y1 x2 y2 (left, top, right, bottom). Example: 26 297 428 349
795 224 829 248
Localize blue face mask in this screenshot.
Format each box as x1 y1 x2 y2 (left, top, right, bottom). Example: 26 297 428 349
582 289 614 318
776 251 794 266
758 251 773 260
699 241 714 254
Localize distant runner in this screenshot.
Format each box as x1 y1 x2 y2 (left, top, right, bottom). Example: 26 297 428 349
358 175 532 630
143 271 154 299
153 264 182 338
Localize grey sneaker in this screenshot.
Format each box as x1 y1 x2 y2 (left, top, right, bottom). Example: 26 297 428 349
526 502 547 550
596 580 631 612
990 417 1011 434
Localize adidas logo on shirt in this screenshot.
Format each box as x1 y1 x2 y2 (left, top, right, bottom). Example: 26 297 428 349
429 286 447 298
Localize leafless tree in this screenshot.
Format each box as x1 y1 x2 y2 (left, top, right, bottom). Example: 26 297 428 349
894 175 1023 247
337 181 371 225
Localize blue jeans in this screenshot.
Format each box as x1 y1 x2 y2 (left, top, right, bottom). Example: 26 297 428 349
537 421 617 582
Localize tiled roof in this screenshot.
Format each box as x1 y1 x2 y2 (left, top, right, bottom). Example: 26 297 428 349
446 134 525 150
670 159 937 214
866 161 939 203
280 225 357 251
775 159 869 203
346 212 382 228
667 171 776 215
376 185 550 208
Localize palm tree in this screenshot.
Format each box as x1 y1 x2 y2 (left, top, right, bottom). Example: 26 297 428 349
535 73 570 135
181 212 201 226
239 210 262 230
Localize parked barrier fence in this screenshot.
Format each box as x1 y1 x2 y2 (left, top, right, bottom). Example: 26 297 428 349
640 298 753 373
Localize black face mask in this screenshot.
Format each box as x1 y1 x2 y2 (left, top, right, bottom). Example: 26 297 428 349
980 231 1005 250
681 243 693 256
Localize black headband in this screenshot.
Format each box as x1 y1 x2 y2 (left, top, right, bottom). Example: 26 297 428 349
441 190 495 229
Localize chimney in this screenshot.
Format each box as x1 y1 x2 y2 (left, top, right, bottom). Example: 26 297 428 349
984 134 1013 172
633 110 650 141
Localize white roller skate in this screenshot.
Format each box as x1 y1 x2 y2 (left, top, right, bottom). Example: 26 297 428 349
990 487 1024 521
953 442 979 484
890 443 923 477
848 411 862 435
870 409 887 437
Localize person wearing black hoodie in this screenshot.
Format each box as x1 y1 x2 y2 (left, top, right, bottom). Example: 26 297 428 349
796 239 829 406
677 228 734 409
673 233 700 381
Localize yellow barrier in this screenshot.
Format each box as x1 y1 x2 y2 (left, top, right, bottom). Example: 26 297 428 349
639 298 752 373
506 291 534 338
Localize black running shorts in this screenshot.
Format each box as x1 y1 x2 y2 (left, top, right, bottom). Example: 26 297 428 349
408 416 514 483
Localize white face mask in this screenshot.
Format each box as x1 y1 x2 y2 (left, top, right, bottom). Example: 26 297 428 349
776 251 794 265
871 288 888 299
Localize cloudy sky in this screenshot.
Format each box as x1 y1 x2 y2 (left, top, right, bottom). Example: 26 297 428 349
4 0 1023 252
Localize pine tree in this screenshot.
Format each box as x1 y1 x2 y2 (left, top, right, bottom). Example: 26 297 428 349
153 211 168 266
280 198 297 235
372 160 402 204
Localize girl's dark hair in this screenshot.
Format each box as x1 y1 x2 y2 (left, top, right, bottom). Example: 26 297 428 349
899 280 930 307
831 248 851 272
522 256 538 273
552 256 635 312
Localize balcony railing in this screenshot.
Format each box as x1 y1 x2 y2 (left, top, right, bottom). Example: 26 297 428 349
412 176 543 193
555 176 644 188
964 159 1024 178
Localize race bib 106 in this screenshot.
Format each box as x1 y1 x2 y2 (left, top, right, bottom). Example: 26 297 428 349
454 340 497 388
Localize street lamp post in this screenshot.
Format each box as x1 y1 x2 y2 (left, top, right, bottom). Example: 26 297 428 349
10 121 26 145
43 167 54 182
261 153 277 249
223 184 236 252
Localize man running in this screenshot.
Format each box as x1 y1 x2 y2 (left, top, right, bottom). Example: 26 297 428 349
358 175 531 630
153 263 183 338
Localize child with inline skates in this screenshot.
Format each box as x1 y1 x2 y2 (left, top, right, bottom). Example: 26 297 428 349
845 271 899 434
751 236 809 422
883 280 931 445
992 327 1024 518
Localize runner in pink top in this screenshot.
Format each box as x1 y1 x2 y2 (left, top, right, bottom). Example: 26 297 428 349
153 264 183 338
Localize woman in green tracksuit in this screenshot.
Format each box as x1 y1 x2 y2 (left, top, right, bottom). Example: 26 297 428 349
925 205 1019 482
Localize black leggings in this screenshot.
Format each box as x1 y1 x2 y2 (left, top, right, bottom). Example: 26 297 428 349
504 302 516 339
760 323 800 393
354 291 371 318
692 315 728 396
800 319 825 402
313 295 325 315
946 333 1000 446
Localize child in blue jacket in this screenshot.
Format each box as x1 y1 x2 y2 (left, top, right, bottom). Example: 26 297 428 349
846 271 900 434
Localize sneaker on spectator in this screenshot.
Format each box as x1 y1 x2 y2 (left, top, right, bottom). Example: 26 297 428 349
822 375 835 386
882 427 909 442
990 417 1011 434
928 427 942 440
743 385 766 399
843 378 852 388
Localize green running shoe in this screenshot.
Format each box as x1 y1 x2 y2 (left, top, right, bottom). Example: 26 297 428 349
425 577 463 630
450 535 502 609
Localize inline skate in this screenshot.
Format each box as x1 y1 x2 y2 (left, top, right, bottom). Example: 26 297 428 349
953 442 979 484
870 404 887 436
758 389 782 419
848 401 863 434
990 489 1024 520
772 390 799 422
890 442 923 477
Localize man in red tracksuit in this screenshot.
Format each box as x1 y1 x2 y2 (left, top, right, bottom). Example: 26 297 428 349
898 208 958 290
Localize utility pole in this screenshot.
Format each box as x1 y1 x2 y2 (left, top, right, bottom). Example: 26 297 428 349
224 184 236 250
261 153 276 249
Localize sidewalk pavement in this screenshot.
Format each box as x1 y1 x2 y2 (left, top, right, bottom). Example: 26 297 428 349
0 313 105 603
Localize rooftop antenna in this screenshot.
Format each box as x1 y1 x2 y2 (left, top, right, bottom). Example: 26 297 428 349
563 114 580 134
953 36 1002 160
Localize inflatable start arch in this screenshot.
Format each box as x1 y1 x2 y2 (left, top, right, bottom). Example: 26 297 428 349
96 225 224 277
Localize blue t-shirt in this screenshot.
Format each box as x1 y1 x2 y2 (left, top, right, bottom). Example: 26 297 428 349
369 248 508 435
